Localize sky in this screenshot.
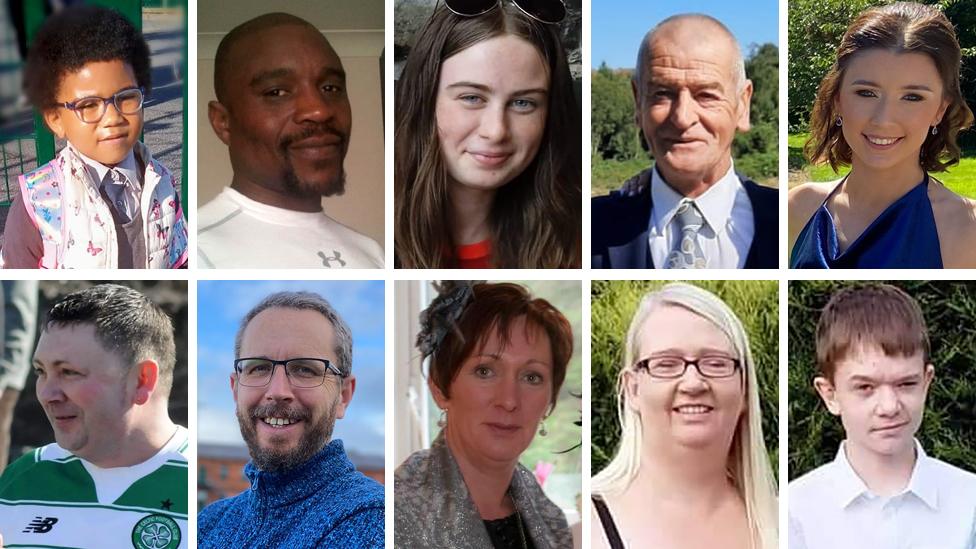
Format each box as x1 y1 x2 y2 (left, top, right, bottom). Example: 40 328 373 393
197 280 385 459
591 0 779 69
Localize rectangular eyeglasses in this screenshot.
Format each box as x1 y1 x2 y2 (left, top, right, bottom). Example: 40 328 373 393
233 358 345 388
634 355 741 379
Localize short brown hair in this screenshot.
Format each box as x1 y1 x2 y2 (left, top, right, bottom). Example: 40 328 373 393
429 283 573 408
815 284 929 380
805 2 974 172
46 284 176 397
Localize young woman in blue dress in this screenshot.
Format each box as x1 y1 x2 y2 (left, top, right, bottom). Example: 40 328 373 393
789 2 976 268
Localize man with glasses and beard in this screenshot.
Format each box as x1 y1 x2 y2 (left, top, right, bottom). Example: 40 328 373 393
198 13 384 269
197 291 384 548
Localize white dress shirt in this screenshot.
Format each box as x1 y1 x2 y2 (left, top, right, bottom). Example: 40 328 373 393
789 440 976 549
648 160 755 269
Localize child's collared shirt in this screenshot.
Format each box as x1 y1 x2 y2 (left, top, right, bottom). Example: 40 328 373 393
72 145 142 223
789 440 976 549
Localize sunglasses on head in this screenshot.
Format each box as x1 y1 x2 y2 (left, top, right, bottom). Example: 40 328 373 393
444 0 567 24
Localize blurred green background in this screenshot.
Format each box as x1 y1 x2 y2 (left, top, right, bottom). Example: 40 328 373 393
787 0 976 193
590 280 779 478
788 280 976 479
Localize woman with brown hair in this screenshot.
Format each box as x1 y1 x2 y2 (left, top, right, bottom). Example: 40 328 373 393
789 2 976 268
394 1 581 269
394 281 574 548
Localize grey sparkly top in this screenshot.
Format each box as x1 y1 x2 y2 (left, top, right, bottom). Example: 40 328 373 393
394 432 572 549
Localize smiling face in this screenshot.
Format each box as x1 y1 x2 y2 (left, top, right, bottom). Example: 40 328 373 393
44 60 143 166
634 20 752 190
33 324 132 464
815 346 933 460
232 307 354 471
435 34 549 194
836 49 949 174
432 316 553 467
626 304 745 452
212 23 352 199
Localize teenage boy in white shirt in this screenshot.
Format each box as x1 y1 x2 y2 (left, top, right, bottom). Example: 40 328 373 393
789 284 976 549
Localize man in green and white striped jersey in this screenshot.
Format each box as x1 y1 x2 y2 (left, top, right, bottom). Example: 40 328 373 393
0 284 187 549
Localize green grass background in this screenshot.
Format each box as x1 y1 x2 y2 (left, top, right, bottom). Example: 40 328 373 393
788 133 976 197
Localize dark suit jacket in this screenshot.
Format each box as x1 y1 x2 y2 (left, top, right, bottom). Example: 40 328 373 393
591 171 778 268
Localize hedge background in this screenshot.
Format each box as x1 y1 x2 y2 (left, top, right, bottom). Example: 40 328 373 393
788 281 976 480
591 280 779 477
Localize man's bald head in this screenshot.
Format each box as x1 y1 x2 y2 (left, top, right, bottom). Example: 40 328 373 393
214 12 322 105
635 14 746 93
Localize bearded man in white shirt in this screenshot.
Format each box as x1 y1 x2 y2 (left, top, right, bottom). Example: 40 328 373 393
198 13 384 269
789 284 976 549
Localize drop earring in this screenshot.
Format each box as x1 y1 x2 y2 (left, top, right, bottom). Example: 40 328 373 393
835 116 843 127
931 125 939 136
539 420 548 437
437 410 447 428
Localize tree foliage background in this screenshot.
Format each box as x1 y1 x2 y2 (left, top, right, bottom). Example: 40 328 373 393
591 43 779 191
788 0 976 148
591 280 779 477
788 281 976 480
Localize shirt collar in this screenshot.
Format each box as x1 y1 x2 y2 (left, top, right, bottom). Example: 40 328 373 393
904 440 939 509
70 144 139 188
831 439 939 510
649 160 740 236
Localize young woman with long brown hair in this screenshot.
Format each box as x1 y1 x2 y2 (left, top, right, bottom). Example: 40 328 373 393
395 1 581 269
789 2 976 268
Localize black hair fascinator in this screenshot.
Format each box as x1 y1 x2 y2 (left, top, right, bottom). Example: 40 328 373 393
416 281 483 358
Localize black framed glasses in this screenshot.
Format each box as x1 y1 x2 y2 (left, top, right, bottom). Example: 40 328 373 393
58 87 145 124
444 0 566 24
634 355 741 379
234 358 345 388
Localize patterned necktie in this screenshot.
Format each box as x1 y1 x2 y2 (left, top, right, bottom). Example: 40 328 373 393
104 169 132 223
667 198 707 269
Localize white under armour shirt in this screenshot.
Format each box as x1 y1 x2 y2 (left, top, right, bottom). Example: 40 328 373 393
197 187 384 269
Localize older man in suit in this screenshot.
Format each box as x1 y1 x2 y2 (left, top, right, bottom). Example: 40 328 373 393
592 14 778 269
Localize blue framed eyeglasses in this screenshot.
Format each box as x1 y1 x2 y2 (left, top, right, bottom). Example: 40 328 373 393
58 87 145 124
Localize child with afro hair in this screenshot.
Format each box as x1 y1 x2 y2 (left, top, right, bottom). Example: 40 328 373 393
1 4 187 269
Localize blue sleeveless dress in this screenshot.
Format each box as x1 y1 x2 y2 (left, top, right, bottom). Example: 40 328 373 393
790 174 943 268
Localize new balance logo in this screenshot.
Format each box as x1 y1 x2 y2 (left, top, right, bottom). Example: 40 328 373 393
317 250 347 268
22 516 58 533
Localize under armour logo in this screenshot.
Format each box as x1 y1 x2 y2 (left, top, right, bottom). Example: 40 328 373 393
23 516 59 533
317 250 346 268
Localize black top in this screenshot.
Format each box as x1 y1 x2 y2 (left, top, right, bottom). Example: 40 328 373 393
484 513 536 549
592 496 625 549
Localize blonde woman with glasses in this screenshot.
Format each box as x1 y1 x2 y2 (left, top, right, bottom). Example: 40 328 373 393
591 283 777 549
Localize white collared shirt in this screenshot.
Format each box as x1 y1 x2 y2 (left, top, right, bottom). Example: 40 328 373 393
71 145 142 221
648 160 755 269
789 440 976 549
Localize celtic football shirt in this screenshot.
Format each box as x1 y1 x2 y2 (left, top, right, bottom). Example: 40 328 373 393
0 425 188 549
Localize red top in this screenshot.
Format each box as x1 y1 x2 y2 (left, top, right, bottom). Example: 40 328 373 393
455 239 492 268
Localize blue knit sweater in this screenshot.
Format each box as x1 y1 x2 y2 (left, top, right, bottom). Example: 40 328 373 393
198 439 384 548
